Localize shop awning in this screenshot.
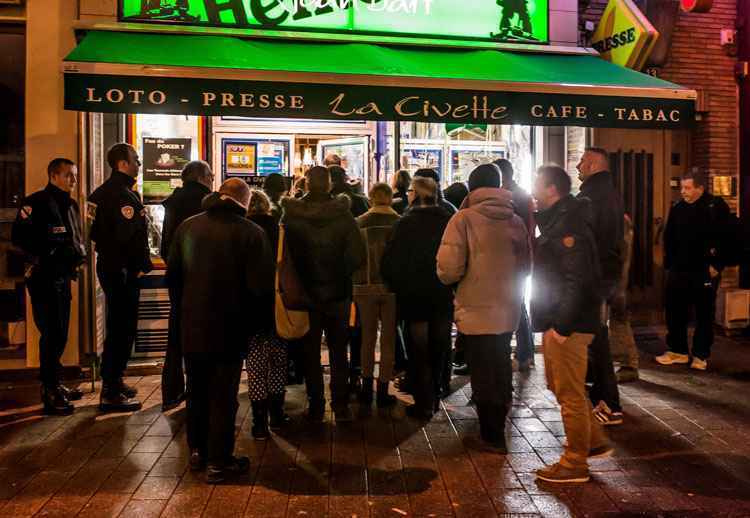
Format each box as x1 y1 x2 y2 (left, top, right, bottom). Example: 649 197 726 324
63 31 696 129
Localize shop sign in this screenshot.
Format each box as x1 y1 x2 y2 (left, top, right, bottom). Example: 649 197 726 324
65 73 694 129
592 0 659 70
680 0 712 13
119 0 549 45
142 137 192 204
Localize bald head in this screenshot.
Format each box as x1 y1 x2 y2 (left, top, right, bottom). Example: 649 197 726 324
219 178 251 209
576 147 610 182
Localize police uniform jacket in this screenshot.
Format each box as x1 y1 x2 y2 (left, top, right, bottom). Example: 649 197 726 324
12 183 86 279
88 171 153 274
531 195 602 337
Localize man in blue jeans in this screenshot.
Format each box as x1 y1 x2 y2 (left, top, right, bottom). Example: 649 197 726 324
495 159 536 371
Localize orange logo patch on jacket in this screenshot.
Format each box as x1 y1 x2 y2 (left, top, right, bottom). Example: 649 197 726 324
562 236 576 248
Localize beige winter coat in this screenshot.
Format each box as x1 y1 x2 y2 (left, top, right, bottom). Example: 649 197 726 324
437 188 531 335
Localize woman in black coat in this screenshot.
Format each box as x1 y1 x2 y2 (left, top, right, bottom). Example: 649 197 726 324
381 177 454 419
161 161 213 411
246 189 289 439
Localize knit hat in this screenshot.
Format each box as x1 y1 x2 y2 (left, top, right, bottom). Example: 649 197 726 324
468 164 501 191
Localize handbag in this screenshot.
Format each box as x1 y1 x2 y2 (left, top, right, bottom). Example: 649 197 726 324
275 225 310 340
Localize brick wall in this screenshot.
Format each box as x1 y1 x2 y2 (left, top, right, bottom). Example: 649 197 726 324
581 0 739 212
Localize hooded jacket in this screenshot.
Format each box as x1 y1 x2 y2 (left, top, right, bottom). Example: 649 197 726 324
281 193 365 305
160 181 211 260
166 192 274 356
381 205 454 321
531 195 603 336
331 183 370 218
437 188 530 335
577 171 624 297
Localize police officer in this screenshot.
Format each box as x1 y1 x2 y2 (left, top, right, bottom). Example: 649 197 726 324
89 143 153 412
12 158 86 415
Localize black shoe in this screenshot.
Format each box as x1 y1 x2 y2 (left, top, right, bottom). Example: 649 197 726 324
334 405 354 423
206 456 250 484
406 405 434 421
58 384 83 401
251 400 270 440
464 436 507 454
99 387 142 412
439 385 451 399
118 380 138 399
269 393 291 429
42 386 74 416
189 449 206 471
162 393 185 412
359 377 374 405
377 381 396 408
453 364 470 376
305 401 325 422
394 376 413 395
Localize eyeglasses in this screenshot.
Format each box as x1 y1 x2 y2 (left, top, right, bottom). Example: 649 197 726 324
407 189 415 193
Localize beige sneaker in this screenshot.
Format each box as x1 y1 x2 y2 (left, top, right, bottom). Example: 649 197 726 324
655 352 689 365
536 462 590 483
690 357 708 371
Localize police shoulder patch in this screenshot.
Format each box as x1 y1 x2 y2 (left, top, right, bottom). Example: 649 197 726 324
20 205 32 220
562 236 576 248
121 205 135 220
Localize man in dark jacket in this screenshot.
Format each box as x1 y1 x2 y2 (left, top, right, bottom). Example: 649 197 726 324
657 171 730 371
353 183 400 407
12 158 86 415
89 143 153 412
576 147 623 426
160 160 213 411
531 165 611 484
330 165 370 217
167 178 273 484
495 158 536 372
281 166 365 422
414 168 458 215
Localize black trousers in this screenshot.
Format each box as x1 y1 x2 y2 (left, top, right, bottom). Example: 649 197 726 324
161 303 185 406
665 271 720 360
407 311 452 413
97 265 141 387
184 354 243 466
303 300 351 409
27 274 71 388
464 333 513 442
587 317 621 413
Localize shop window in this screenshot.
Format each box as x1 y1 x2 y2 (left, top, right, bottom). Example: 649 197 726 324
0 27 25 209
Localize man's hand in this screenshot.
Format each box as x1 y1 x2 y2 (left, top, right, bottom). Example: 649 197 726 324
709 266 719 279
544 328 568 346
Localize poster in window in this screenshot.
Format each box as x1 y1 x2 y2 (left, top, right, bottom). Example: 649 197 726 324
142 137 192 204
257 142 285 176
225 142 258 176
402 148 443 178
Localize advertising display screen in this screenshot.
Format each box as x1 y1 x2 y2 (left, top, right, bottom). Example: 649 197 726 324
402 147 443 178
225 142 258 176
142 137 192 204
120 0 549 44
223 138 291 178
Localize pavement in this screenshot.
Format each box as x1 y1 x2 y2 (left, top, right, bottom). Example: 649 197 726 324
1 327 750 517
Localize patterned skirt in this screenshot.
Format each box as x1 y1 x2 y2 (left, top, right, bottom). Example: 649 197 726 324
246 330 288 401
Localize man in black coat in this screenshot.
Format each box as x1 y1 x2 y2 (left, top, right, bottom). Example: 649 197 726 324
167 178 273 484
576 147 623 426
657 171 731 371
12 158 86 415
281 166 365 422
160 160 213 411
89 143 153 412
531 165 610 484
329 165 370 217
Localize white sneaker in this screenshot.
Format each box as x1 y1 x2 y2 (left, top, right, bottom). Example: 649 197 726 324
690 357 708 371
655 352 690 365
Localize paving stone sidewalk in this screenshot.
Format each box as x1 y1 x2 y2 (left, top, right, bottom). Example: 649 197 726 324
1 329 750 517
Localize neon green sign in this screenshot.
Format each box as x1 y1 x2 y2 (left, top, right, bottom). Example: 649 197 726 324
120 0 549 44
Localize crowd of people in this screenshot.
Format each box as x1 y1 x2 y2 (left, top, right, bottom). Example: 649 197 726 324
13 142 736 486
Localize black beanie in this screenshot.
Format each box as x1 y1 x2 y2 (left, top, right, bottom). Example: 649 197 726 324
468 164 501 191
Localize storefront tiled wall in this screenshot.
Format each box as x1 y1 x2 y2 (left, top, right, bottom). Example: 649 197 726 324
581 0 739 211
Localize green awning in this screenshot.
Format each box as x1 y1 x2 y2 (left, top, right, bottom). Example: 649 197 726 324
64 31 696 128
